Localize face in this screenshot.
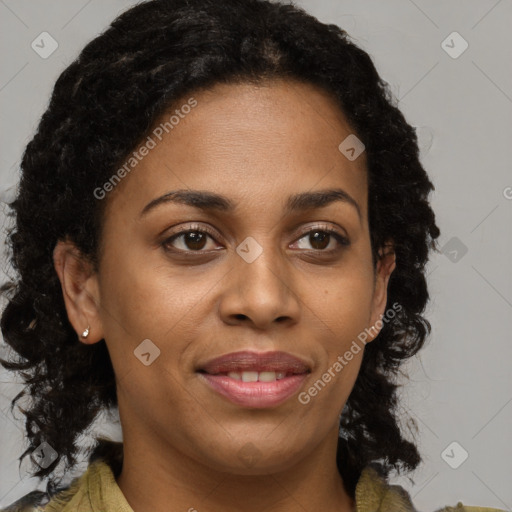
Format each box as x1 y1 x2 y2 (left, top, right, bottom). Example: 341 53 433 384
55 79 395 476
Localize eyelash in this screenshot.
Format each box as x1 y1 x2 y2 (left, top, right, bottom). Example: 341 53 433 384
161 223 350 254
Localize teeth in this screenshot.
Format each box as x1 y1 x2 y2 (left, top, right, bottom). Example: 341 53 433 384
226 371 288 382
259 371 277 382
241 371 258 382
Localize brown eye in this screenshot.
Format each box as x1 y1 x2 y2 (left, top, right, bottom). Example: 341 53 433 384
162 226 220 253
293 227 350 252
181 231 208 250
308 231 330 250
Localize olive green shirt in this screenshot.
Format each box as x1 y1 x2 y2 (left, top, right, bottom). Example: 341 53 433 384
2 459 506 512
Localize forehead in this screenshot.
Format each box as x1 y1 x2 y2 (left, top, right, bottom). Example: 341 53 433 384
103 79 368 223
166 79 363 165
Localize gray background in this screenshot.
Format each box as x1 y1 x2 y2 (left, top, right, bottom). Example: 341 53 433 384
1 1 511 510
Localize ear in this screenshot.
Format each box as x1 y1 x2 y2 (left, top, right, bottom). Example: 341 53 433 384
53 239 104 344
366 241 396 343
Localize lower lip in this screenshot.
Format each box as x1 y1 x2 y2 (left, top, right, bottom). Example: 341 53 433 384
198 373 309 408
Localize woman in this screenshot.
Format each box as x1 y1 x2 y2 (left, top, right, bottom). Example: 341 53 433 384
0 0 504 511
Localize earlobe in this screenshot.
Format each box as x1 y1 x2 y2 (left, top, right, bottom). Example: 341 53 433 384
366 242 396 343
81 324 91 339
53 240 104 344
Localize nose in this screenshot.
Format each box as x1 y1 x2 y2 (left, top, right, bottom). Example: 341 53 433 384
218 241 301 330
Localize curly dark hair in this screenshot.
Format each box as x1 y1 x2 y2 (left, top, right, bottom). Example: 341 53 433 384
0 0 440 501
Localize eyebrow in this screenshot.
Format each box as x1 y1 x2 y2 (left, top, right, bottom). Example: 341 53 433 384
139 187 362 222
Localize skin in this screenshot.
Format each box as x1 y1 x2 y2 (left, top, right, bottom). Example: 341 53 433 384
53 79 395 512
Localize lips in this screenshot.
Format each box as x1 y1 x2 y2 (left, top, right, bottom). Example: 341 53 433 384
197 350 311 375
196 350 312 408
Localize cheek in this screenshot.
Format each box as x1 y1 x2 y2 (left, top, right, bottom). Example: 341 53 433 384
316 268 375 337
293 271 373 411
98 256 222 373
100 253 204 328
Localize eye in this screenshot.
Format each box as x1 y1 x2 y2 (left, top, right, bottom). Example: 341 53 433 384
291 225 350 252
162 224 221 252
162 223 350 254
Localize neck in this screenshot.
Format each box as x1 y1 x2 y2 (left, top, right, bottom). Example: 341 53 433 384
116 426 355 512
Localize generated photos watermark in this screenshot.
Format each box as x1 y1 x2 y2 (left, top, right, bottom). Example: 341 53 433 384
298 301 403 405
93 97 198 200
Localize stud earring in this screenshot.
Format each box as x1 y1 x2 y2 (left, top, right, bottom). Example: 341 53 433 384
81 325 90 339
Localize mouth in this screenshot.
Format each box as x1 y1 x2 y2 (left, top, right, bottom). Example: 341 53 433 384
197 349 311 375
197 369 300 382
196 350 311 408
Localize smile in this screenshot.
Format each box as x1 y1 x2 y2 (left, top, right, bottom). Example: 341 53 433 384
196 350 312 408
197 372 309 408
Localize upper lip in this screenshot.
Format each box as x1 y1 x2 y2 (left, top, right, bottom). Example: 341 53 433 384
197 350 312 375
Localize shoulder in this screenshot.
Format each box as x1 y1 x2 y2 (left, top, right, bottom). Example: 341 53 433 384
0 490 49 512
355 465 419 511
356 466 507 512
0 465 90 512
434 505 508 512
1 439 124 512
